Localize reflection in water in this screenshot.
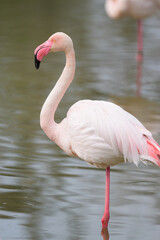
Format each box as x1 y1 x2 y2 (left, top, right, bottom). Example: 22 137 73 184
136 60 142 97
0 0 160 240
101 227 109 240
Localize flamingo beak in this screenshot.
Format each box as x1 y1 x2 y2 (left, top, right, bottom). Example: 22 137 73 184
34 55 41 69
34 39 53 69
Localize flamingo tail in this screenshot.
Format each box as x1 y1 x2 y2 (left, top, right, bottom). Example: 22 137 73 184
141 138 160 167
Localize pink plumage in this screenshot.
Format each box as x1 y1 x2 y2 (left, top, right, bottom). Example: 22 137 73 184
146 139 160 166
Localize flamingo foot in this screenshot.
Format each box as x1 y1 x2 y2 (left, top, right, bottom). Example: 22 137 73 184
101 213 110 228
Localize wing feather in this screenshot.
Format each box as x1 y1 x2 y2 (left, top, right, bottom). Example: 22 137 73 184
64 100 152 167
69 121 120 167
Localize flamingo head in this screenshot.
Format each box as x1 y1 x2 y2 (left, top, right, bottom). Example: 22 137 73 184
34 32 73 69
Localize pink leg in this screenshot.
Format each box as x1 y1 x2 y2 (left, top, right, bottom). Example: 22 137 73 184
101 167 110 228
136 20 143 97
137 20 143 62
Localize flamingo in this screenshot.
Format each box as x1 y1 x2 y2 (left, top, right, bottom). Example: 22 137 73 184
34 32 160 228
105 0 160 96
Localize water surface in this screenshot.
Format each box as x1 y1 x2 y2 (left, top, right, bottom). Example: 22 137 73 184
0 0 160 239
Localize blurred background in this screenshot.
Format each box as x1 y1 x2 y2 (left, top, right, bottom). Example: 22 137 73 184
0 0 160 239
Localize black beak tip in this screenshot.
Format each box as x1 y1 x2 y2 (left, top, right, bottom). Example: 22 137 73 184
34 55 41 69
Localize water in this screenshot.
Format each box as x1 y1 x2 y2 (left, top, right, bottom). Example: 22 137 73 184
0 0 160 239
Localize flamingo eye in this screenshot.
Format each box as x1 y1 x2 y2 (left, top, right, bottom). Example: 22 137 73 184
53 39 56 43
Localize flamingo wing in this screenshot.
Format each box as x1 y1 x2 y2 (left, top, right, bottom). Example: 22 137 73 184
69 120 120 168
64 100 155 167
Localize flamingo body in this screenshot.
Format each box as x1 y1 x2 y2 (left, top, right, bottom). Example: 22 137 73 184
106 0 159 19
34 32 160 228
54 99 159 168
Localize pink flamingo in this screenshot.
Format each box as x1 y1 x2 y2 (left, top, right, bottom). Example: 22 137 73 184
105 0 160 96
34 32 160 228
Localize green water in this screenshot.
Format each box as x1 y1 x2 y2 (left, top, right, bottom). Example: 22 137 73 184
0 0 160 239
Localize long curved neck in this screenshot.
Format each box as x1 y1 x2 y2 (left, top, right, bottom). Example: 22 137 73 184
40 48 75 140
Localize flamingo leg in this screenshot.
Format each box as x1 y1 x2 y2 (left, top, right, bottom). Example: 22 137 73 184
136 19 143 97
101 167 110 228
137 20 143 62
